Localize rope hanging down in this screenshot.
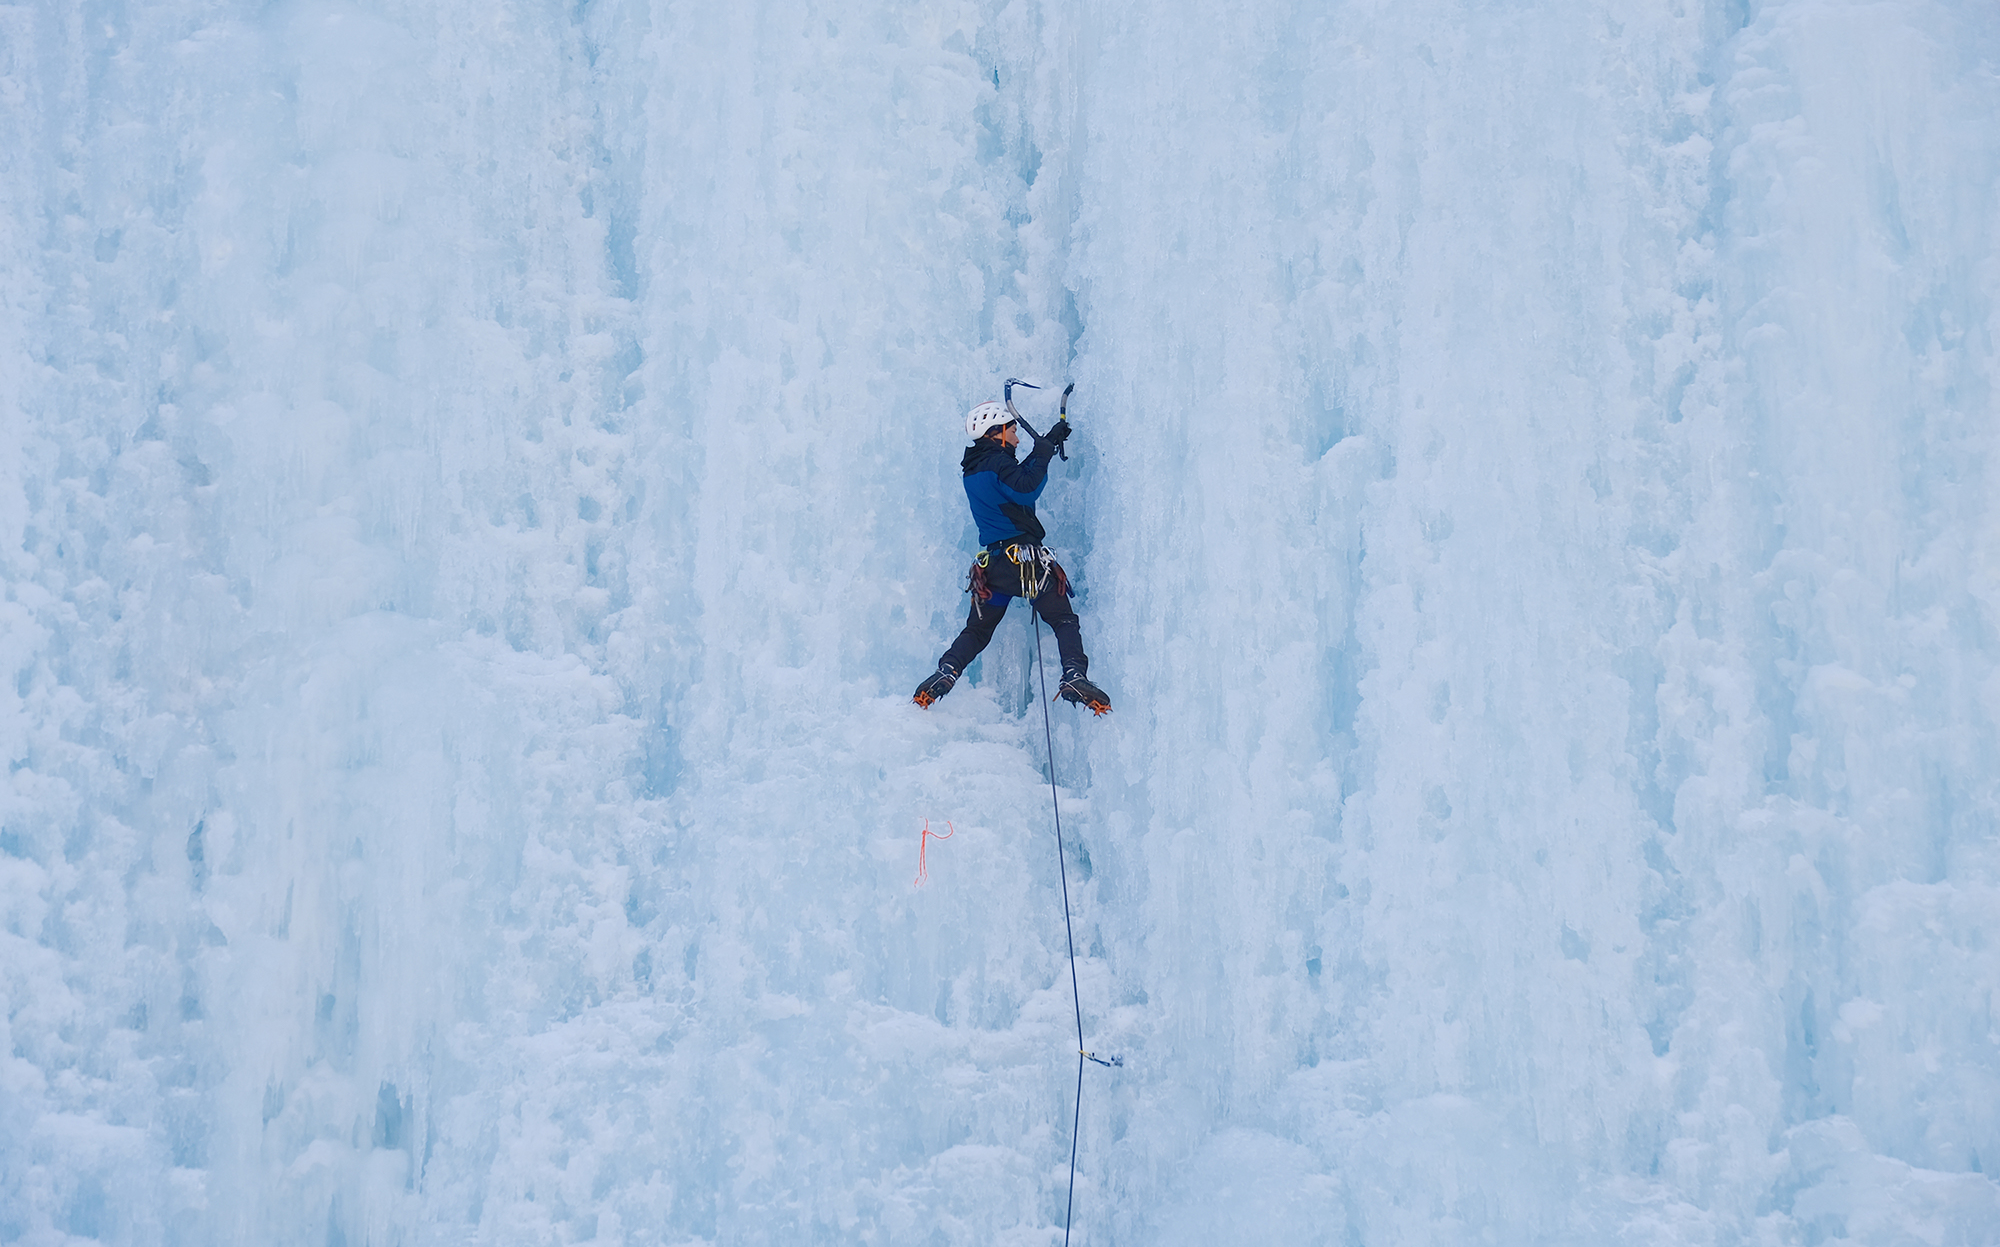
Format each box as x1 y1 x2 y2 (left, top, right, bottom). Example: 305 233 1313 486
913 819 954 888
1031 611 1089 1245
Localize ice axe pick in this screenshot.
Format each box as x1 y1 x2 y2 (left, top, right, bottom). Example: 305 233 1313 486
1002 378 1073 461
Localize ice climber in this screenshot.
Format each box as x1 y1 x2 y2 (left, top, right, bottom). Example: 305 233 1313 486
912 387 1111 715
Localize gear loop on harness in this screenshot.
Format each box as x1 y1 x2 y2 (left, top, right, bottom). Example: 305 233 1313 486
965 553 994 619
967 542 1069 622
1002 541 1068 602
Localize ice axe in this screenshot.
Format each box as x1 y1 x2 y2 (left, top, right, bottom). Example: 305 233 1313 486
1003 379 1074 461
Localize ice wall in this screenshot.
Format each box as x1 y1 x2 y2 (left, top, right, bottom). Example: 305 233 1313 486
4 0 1998 1243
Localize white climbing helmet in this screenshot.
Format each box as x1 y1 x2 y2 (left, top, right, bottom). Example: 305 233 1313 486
965 400 1012 440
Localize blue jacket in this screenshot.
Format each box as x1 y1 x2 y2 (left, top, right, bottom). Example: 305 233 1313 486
962 438 1058 546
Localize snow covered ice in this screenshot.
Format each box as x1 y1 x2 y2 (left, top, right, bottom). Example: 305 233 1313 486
5 0 2000 1242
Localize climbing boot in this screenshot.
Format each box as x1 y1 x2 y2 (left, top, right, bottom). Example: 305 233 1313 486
912 665 958 708
1056 671 1111 716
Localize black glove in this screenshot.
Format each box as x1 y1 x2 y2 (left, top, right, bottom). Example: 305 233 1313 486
1044 420 1071 447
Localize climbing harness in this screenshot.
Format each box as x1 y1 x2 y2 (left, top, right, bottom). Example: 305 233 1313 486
966 544 1068 619
965 551 994 616
1003 541 1066 601
1030 608 1112 1246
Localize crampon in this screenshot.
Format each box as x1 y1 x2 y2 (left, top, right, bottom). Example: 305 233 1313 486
1056 674 1112 716
912 667 958 708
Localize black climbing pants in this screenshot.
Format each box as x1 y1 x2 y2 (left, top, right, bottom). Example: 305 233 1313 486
938 547 1088 678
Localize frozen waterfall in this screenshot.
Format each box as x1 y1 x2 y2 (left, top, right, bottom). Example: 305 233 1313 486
5 0 1999 1243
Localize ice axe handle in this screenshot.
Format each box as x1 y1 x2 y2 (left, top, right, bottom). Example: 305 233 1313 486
1052 383 1075 460
1004 379 1064 460
1003 379 1068 460
1014 412 1068 462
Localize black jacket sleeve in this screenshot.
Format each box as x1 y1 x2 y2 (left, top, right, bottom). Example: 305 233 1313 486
991 441 1057 496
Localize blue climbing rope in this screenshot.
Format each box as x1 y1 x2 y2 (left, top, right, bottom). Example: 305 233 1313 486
1030 611 1087 1245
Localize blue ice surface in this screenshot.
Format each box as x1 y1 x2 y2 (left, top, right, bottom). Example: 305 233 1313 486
4 1 1999 1243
